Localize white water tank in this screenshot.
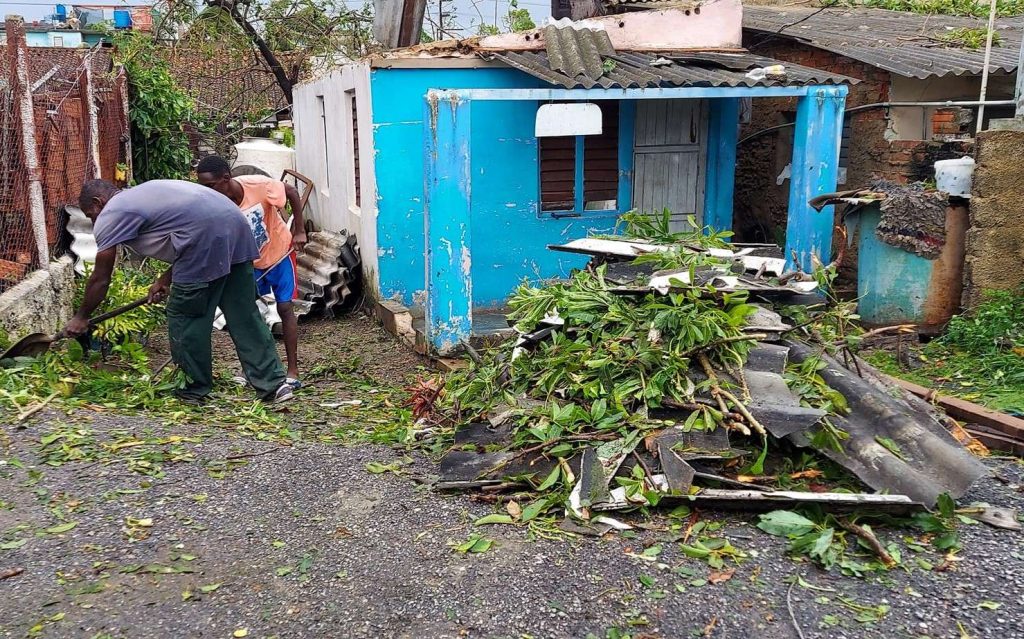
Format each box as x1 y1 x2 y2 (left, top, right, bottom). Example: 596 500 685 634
934 156 975 198
232 137 295 180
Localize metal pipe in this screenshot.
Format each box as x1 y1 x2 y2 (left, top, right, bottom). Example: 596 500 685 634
738 99 1016 145
977 0 1000 134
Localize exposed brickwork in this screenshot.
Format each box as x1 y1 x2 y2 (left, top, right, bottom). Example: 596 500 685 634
736 37 974 280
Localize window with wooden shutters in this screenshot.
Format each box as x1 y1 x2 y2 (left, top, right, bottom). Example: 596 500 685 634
584 101 618 210
539 136 576 212
347 90 361 208
538 102 619 214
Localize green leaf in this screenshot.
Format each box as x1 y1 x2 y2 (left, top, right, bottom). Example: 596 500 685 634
536 466 561 491
44 522 78 534
679 543 710 559
520 499 548 522
275 566 293 576
638 574 655 588
937 493 956 519
933 532 961 550
0 539 28 550
474 514 515 526
977 601 1002 610
757 511 816 537
810 528 835 559
199 583 222 593
469 537 493 553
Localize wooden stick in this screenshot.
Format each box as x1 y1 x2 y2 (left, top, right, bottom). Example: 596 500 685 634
837 517 896 568
697 353 733 417
718 388 768 437
16 392 57 422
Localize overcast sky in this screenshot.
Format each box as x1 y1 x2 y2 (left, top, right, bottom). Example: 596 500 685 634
2 0 552 35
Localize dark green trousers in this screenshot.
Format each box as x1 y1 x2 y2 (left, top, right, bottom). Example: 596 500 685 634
166 261 285 399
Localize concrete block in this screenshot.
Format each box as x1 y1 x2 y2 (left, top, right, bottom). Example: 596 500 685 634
375 299 416 347
0 256 75 340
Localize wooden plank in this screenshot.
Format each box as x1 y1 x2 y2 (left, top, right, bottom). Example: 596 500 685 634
886 376 1024 439
965 428 1024 456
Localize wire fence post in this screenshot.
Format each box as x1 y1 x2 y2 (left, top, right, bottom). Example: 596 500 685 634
78 62 101 180
5 15 50 267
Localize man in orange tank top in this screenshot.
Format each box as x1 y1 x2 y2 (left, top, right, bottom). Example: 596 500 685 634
196 155 306 389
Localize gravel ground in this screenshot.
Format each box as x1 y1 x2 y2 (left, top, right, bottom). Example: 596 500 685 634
1 315 1023 639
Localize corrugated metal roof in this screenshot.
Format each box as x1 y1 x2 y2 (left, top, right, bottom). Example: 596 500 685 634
744 6 1024 79
544 24 615 81
491 47 854 89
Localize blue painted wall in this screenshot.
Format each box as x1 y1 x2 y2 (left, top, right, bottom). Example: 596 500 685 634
371 67 625 309
26 30 83 47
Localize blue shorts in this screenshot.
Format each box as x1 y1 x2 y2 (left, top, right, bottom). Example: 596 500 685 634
255 253 298 304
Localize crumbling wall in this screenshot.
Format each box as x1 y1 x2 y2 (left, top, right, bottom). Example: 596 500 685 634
737 39 976 283
0 256 75 340
963 129 1024 307
736 40 891 243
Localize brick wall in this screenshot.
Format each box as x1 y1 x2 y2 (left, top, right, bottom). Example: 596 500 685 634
736 39 893 243
736 37 973 280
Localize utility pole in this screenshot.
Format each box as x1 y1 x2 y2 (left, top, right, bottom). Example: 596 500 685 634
976 0 999 134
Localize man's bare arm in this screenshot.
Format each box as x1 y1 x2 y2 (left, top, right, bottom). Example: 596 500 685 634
284 183 306 250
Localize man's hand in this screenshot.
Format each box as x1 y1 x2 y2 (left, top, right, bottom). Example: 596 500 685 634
292 230 307 252
63 316 91 338
148 280 169 304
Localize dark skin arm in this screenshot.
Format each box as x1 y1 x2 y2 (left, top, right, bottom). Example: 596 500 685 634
148 267 172 304
284 183 306 251
64 247 116 337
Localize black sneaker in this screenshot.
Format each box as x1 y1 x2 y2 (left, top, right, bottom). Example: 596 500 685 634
174 391 207 406
265 383 294 404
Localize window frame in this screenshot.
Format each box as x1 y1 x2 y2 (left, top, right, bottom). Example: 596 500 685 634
345 88 361 213
537 102 624 218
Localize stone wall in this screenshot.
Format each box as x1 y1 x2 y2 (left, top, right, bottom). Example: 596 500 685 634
0 256 75 342
963 129 1024 307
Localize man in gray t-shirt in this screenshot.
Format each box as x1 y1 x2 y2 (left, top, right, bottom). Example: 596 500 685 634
64 179 293 404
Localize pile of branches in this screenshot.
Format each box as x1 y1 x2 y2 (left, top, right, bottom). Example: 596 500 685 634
418 218 856 518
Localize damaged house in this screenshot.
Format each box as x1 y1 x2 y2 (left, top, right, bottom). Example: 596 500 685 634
294 0 856 354
735 6 1022 245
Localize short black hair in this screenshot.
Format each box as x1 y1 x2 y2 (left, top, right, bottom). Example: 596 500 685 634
195 155 231 177
79 179 118 210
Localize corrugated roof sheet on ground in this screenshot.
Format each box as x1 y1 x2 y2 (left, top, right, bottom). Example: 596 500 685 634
743 6 1024 79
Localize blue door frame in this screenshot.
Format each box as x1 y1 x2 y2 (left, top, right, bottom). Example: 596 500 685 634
423 85 848 354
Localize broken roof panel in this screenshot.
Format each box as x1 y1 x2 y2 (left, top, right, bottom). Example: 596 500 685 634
491 46 854 89
544 24 616 81
744 6 1024 79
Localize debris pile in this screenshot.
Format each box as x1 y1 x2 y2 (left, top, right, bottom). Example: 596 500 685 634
425 214 988 537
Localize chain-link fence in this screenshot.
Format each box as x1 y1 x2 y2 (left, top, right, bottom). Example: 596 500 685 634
0 18 130 294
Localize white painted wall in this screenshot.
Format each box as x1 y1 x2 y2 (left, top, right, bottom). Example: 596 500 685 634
889 73 1016 140
293 62 380 298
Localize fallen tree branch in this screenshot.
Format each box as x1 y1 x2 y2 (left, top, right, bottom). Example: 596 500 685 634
717 388 768 437
836 517 896 568
17 392 58 422
224 446 286 461
787 580 806 639
680 333 768 358
835 324 916 347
